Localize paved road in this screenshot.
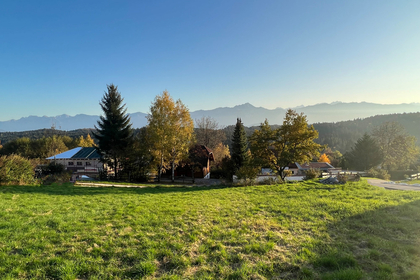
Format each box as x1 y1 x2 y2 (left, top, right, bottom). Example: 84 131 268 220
367 179 420 191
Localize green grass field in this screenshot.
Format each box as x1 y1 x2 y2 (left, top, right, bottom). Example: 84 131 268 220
407 180 420 185
0 180 419 279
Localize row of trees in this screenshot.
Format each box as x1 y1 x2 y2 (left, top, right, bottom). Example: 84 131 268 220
225 111 323 181
344 122 419 172
0 134 94 159
93 86 219 182
93 85 325 183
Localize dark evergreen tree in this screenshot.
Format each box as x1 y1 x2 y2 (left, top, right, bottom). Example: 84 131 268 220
345 133 383 171
231 118 248 171
93 84 133 179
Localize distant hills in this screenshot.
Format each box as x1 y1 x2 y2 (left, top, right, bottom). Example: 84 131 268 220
1 102 420 132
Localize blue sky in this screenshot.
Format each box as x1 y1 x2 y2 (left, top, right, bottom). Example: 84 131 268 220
1 0 419 121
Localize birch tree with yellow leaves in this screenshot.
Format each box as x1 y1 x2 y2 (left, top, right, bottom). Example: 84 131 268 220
147 91 195 182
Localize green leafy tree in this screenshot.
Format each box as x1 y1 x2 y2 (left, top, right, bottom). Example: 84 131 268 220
61 135 79 150
250 110 322 180
147 91 195 182
93 84 133 179
0 137 31 157
372 122 419 170
0 136 68 159
119 127 154 182
231 118 249 172
345 133 383 171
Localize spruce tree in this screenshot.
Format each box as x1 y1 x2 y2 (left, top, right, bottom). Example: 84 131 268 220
231 118 248 171
346 133 383 171
93 84 133 179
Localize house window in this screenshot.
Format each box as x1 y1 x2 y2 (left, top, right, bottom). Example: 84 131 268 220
291 171 294 174
77 162 83 166
86 162 91 166
68 162 74 166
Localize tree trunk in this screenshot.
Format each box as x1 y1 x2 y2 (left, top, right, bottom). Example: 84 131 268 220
279 167 285 181
192 166 195 184
158 155 163 183
171 161 175 183
114 156 118 180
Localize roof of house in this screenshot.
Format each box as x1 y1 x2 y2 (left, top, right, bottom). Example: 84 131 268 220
201 145 215 161
46 147 101 160
296 162 334 169
288 163 298 169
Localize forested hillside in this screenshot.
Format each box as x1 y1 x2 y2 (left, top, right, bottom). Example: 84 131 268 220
312 112 420 153
0 129 94 145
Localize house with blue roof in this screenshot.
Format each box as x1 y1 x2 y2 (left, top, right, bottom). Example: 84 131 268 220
46 147 104 180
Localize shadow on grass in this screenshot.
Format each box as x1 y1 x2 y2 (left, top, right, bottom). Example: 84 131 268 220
0 180 333 197
305 199 420 280
0 183 239 196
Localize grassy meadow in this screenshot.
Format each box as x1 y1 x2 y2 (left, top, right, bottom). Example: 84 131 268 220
0 180 419 279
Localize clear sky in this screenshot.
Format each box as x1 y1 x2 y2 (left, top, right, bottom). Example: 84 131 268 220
1 0 419 121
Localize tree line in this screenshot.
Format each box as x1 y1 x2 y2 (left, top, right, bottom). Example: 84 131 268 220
90 84 326 183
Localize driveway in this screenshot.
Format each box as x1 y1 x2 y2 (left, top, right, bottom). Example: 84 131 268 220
367 179 420 191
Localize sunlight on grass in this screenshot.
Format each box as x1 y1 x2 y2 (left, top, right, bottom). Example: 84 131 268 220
0 181 419 279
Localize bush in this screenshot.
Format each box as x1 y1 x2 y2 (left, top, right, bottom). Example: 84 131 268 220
337 174 349 183
236 165 260 186
220 157 235 182
367 168 391 180
304 168 321 180
388 170 416 181
210 168 223 179
258 176 282 185
42 162 66 175
42 172 72 185
0 154 36 185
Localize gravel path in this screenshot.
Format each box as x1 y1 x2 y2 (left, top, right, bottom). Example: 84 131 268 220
367 179 420 191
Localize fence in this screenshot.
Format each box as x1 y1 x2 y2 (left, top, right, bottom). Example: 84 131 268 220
321 171 367 178
410 173 420 180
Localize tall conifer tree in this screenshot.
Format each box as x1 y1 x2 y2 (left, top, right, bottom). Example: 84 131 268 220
93 84 133 179
231 118 248 171
345 133 383 171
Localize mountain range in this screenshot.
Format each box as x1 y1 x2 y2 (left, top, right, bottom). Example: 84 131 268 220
1 102 420 132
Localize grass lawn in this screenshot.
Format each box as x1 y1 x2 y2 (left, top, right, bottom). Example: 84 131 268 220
407 180 420 185
0 181 419 279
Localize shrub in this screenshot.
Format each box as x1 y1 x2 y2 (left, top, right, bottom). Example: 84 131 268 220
220 157 235 182
388 170 416 181
210 168 223 179
0 154 36 185
258 176 282 185
42 172 72 185
337 174 349 183
42 162 66 175
282 170 292 178
367 168 391 180
304 168 321 180
236 165 260 186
